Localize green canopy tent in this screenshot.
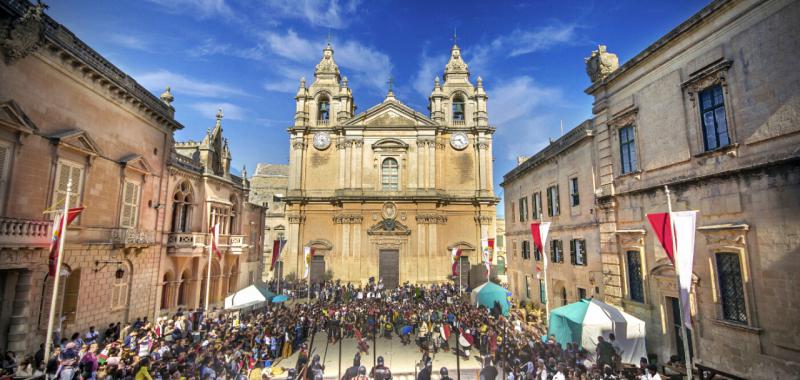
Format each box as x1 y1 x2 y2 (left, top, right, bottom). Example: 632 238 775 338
470 281 511 316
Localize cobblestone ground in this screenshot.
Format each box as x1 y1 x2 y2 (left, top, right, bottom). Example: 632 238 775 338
282 335 485 380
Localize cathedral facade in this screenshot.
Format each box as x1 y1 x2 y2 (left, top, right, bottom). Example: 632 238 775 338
282 43 497 287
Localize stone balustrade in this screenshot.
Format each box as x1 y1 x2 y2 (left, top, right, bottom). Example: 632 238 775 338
0 217 51 248
110 228 156 249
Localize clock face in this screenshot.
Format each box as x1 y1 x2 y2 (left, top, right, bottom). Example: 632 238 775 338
450 132 469 150
313 132 331 150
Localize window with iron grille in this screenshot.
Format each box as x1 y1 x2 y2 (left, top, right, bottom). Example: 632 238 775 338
699 85 730 151
619 125 638 174
550 240 563 263
716 253 747 324
533 244 542 261
626 250 645 302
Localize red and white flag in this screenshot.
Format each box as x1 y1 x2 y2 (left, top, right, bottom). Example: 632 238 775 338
487 238 495 263
210 223 222 259
530 222 550 254
451 248 462 276
270 239 286 271
647 211 698 329
48 207 84 276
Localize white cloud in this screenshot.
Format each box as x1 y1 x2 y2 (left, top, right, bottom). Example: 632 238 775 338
189 102 246 120
412 50 447 98
487 76 566 161
135 69 247 98
261 29 319 62
334 40 392 91
504 24 577 57
108 34 151 52
265 0 363 29
145 0 234 19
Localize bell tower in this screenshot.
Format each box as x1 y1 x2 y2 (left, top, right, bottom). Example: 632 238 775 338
293 43 355 128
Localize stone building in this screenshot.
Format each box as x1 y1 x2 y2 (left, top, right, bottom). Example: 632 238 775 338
157 109 266 314
0 0 179 353
249 163 289 281
0 0 265 353
503 0 800 377
503 120 603 308
494 215 507 282
283 42 498 287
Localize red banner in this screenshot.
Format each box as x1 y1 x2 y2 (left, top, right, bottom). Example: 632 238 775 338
270 239 286 271
48 207 84 276
647 213 674 264
530 223 543 253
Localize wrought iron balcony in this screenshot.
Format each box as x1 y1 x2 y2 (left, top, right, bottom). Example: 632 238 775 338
110 228 156 249
0 217 51 249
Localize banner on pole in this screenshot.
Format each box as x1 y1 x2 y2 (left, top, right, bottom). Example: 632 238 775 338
270 239 286 271
647 213 675 264
672 210 698 329
451 248 462 276
211 223 222 259
48 207 84 276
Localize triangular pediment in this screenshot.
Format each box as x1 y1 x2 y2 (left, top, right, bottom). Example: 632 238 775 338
342 99 438 127
0 100 38 135
47 128 103 157
119 153 153 175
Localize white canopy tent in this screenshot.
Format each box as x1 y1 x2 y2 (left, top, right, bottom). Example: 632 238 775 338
224 284 275 310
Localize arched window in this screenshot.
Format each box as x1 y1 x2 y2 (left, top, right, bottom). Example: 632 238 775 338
452 95 465 122
161 272 173 310
171 182 194 233
229 195 239 235
381 158 399 191
318 96 330 121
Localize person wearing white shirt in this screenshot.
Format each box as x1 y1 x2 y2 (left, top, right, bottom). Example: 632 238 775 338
646 364 662 380
552 364 566 380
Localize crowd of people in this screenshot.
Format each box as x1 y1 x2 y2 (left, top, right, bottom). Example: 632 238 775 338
3 279 673 380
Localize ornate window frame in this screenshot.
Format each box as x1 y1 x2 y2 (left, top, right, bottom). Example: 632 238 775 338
607 106 642 179
698 223 760 332
616 229 648 305
681 59 738 157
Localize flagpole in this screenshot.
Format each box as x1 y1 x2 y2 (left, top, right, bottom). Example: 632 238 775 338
539 213 550 320
205 229 212 312
665 185 693 380
44 178 72 364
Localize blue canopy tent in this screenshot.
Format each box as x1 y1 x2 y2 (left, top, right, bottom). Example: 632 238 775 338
470 281 511 316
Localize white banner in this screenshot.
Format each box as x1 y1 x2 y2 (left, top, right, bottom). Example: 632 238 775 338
303 246 311 279
672 210 697 329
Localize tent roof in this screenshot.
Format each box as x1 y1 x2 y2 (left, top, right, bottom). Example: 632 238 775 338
224 284 276 310
550 299 591 324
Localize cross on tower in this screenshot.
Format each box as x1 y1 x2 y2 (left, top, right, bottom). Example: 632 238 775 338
387 76 394 93
326 30 332 46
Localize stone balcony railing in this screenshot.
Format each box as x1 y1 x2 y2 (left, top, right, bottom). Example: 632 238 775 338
316 119 329 127
166 232 206 256
110 228 156 249
452 119 466 126
0 217 51 248
221 234 247 255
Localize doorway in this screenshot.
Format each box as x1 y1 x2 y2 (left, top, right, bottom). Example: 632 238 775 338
379 249 399 288
668 296 694 361
310 256 326 284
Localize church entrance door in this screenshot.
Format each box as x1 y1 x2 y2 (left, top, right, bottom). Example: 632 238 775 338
379 249 399 288
310 256 325 284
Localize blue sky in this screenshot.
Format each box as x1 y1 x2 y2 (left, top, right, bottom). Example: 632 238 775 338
47 0 707 206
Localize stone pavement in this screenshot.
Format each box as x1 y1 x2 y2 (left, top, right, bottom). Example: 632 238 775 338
282 334 485 380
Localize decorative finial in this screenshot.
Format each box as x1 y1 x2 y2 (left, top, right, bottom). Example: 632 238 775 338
387 76 394 93
242 165 248 179
160 86 174 106
342 76 348 87
215 108 223 127
300 76 306 87
327 30 332 47
477 76 483 87
434 76 440 87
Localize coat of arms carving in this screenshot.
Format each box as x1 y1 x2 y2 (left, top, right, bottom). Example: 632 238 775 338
0 1 48 64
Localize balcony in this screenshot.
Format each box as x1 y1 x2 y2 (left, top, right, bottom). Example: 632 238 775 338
0 217 51 249
316 119 329 127
221 234 247 255
110 228 156 250
166 232 206 256
452 119 466 126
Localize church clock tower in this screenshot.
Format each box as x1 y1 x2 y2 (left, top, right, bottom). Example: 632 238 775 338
282 42 497 287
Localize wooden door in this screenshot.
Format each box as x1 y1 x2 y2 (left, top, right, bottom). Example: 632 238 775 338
379 249 399 288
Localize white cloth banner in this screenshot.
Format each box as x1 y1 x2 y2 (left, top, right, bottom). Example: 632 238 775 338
303 246 311 279
672 210 697 329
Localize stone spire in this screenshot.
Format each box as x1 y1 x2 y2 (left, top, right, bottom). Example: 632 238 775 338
443 44 470 83
314 43 341 84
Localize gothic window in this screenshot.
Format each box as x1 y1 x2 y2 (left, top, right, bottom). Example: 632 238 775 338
532 192 542 219
699 85 730 151
452 95 465 122
716 252 747 324
626 250 645 302
120 180 141 228
619 125 638 174
53 160 84 216
569 177 580 207
318 96 330 121
381 158 399 191
550 240 563 263
210 206 232 235
547 185 560 216
570 239 587 266
171 182 193 233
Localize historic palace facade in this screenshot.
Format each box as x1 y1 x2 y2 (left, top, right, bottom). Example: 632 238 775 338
282 43 498 287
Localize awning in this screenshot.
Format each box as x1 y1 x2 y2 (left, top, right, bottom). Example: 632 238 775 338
224 283 276 310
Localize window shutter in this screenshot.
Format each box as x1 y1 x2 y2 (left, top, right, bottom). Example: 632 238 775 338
579 240 586 265
570 239 576 265
554 185 560 215
547 189 553 216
